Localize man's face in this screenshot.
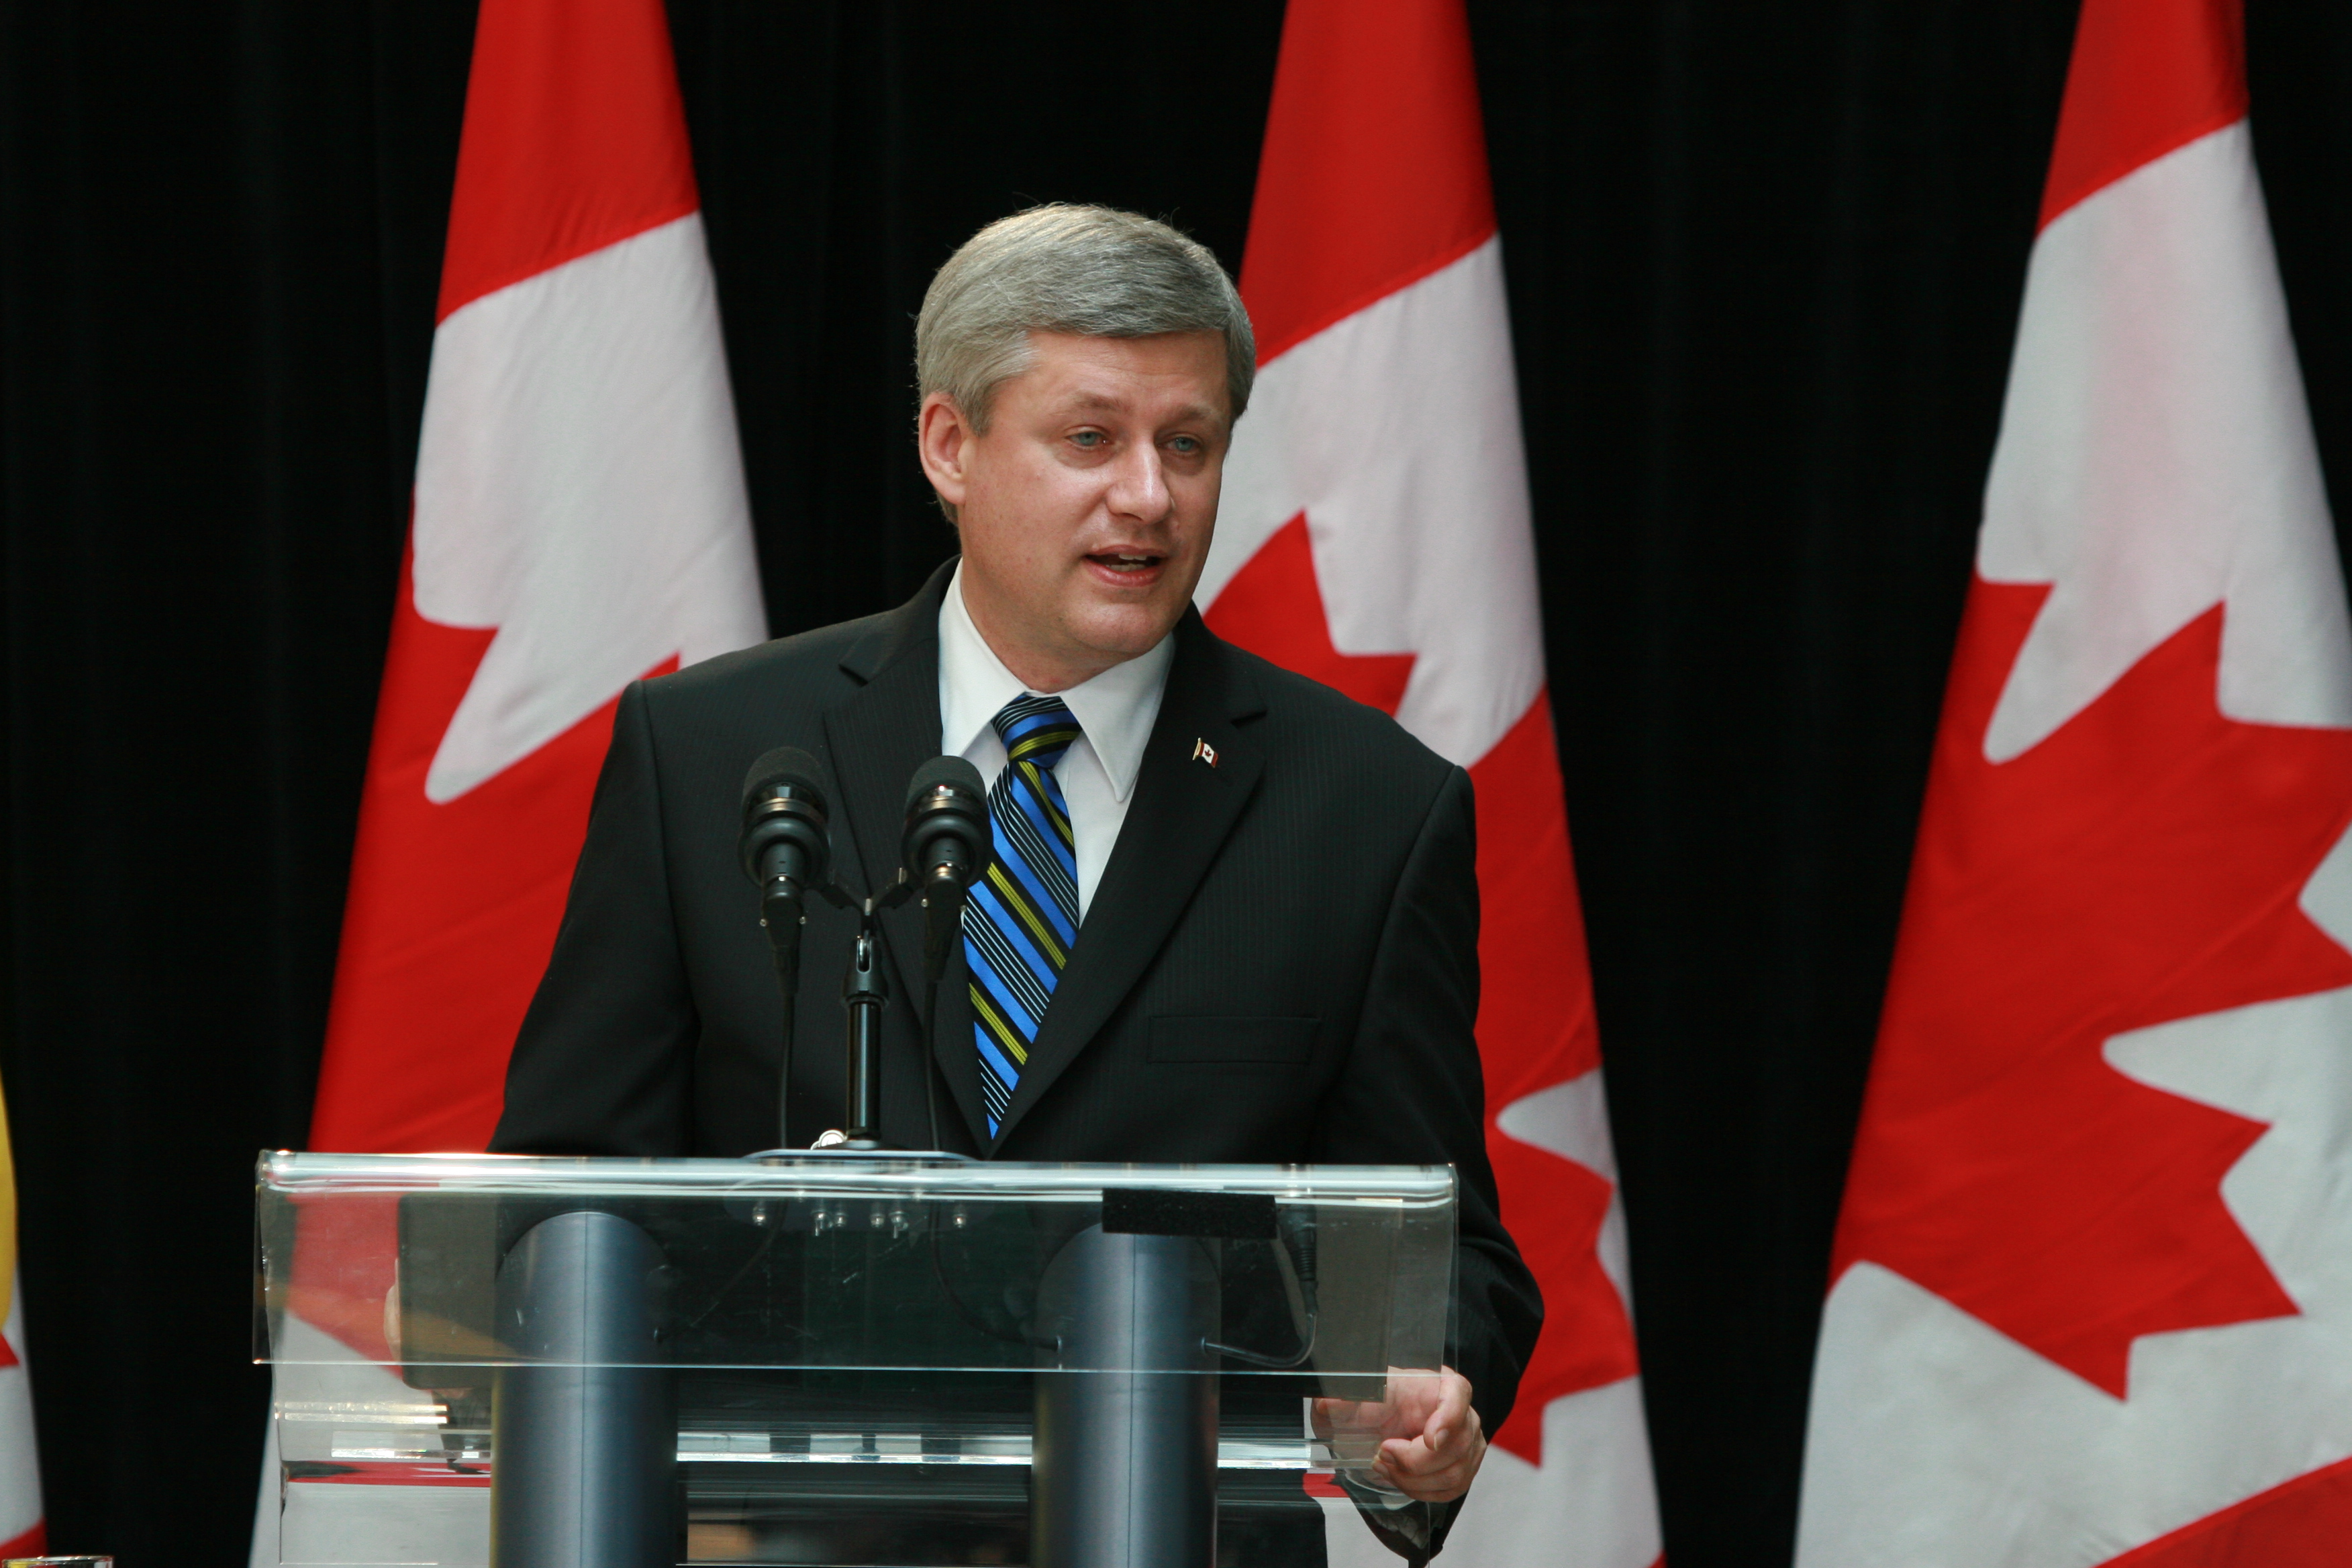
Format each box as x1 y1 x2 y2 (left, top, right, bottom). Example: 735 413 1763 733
918 329 1231 693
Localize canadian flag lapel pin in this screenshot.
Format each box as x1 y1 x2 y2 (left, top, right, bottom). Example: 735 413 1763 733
1191 738 1219 768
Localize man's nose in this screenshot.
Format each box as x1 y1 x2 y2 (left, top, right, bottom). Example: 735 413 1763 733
1106 442 1172 523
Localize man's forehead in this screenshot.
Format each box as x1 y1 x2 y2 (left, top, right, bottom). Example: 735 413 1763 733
1020 336 1229 425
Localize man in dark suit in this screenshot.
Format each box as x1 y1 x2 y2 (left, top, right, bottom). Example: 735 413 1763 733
491 204 1540 1549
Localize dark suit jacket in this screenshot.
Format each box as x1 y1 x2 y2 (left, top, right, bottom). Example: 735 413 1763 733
490 560 1542 1477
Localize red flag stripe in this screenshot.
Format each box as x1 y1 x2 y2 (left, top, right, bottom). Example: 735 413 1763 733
1238 0 1497 364
2038 0 2247 230
434 0 701 322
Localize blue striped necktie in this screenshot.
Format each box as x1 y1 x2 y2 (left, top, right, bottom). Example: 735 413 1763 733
964 693 1083 1136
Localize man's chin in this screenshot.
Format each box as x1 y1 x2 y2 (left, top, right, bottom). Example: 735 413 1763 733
1063 604 1185 666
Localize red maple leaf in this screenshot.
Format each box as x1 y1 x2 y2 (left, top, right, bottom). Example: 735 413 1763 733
1834 577 2352 1395
1204 513 1415 714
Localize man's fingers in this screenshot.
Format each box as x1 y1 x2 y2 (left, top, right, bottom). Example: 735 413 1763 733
1371 1386 1487 1506
1377 1430 1467 1474
1376 1444 1459 1480
1358 1369 1486 1504
1383 1405 1479 1471
1433 1366 1473 1427
1373 1444 1477 1503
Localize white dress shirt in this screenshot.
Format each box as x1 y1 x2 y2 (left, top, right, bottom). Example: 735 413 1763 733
938 565 1173 922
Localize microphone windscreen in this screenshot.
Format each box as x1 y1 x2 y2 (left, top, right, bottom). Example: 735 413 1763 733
904 754 986 814
743 746 827 812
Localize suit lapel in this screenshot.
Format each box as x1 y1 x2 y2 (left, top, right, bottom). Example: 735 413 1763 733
993 613 1267 1147
819 560 990 1150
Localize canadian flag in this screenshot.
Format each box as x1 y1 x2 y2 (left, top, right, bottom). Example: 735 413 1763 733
0 1077 42 1559
1796 0 2352 1561
1208 0 1661 1561
307 0 765 1156
254 0 760 1558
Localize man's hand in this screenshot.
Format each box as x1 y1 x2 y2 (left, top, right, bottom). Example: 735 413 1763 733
1314 1365 1487 1504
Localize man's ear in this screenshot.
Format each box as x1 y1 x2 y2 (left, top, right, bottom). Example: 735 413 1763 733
917 393 972 522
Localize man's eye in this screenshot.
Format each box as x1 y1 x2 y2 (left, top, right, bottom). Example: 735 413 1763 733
1071 430 1106 449
1169 435 1200 455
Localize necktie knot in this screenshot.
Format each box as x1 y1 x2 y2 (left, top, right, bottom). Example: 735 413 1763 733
993 693 1081 773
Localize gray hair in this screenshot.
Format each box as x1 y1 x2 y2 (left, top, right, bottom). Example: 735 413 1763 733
916 204 1256 434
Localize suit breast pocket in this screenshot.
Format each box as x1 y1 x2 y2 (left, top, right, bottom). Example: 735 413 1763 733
1146 1016 1318 1065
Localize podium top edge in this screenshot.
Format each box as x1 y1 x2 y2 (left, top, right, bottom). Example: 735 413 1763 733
255 1150 1457 1203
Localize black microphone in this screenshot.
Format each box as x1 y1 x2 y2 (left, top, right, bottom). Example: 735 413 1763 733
741 746 831 912
740 747 831 1148
901 756 989 983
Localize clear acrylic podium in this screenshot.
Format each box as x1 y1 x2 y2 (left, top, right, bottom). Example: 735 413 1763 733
255 1152 1457 1567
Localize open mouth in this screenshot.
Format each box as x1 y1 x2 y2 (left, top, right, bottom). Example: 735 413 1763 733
1085 550 1167 581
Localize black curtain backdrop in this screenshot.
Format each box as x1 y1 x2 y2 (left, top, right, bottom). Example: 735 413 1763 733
5 1 2352 1562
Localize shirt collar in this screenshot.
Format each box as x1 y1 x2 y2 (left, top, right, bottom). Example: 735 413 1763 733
937 562 1174 801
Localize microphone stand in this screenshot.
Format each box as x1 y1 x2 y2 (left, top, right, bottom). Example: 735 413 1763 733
922 973 943 1156
911 860 968 1157
832 875 922 1153
832 866 970 1157
837 899 891 1150
767 866 975 1159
